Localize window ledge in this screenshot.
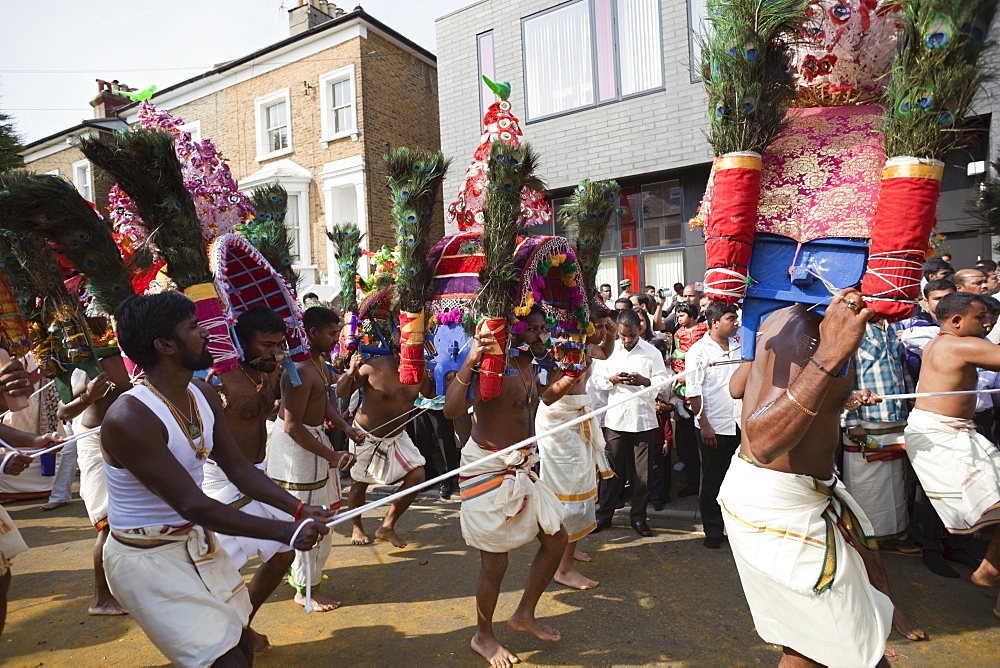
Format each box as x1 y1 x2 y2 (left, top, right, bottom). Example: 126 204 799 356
321 130 360 145
256 146 294 163
293 264 319 270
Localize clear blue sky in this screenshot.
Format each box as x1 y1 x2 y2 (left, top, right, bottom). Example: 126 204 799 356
0 0 472 143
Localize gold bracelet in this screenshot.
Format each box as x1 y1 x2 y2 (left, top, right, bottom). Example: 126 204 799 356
785 389 818 417
454 374 471 387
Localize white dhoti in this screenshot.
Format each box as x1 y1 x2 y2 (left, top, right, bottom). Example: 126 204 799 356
718 454 892 667
202 460 291 570
459 439 566 553
536 394 613 542
0 504 28 576
266 418 340 590
841 421 908 539
349 421 425 485
104 524 252 668
76 426 109 530
904 408 1000 534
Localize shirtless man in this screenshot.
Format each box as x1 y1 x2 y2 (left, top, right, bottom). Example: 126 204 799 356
205 307 294 652
55 351 130 616
336 347 430 548
902 291 1000 617
444 307 568 668
720 290 923 668
267 305 362 612
537 308 615 589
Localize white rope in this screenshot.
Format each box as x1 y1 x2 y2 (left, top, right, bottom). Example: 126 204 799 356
0 427 101 457
0 450 18 475
324 345 741 529
863 250 924 302
0 380 56 421
878 387 1000 401
704 267 748 300
288 518 317 613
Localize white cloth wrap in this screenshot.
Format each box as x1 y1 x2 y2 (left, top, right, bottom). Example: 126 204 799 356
535 394 612 541
0 504 28 576
201 460 291 570
265 418 339 588
904 408 1000 534
103 524 252 668
459 438 566 553
718 454 892 667
76 426 108 528
349 421 425 485
841 424 908 539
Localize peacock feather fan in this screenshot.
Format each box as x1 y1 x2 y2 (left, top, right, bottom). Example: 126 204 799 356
701 0 809 156
0 171 135 314
327 223 363 312
0 222 72 324
77 129 212 289
883 0 997 159
479 141 542 319
237 183 299 290
561 179 620 304
384 147 451 314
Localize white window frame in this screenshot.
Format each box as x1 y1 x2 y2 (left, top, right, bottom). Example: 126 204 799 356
177 120 202 143
44 169 60 177
319 65 358 143
72 159 92 202
254 88 293 162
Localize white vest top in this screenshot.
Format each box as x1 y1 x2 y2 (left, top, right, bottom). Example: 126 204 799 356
106 382 215 531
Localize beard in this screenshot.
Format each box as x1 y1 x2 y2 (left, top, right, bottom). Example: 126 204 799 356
180 342 214 371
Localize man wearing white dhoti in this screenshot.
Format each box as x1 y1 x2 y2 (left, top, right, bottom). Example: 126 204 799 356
721 293 924 667
903 292 1000 617
102 293 332 666
444 307 568 668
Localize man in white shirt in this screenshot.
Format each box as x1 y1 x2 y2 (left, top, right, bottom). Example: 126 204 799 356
593 309 670 537
686 302 741 549
599 284 615 311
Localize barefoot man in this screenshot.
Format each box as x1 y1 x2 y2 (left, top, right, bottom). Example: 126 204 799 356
903 291 1000 617
444 307 568 667
101 292 332 666
267 306 361 612
204 307 295 652
719 290 923 668
536 307 615 589
336 345 429 548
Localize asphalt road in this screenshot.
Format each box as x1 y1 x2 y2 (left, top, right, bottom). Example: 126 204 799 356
3 477 1000 667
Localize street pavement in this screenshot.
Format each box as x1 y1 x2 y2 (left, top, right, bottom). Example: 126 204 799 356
3 476 1000 666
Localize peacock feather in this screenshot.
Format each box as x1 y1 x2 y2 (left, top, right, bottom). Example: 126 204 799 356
384 147 450 314
883 0 997 159
0 171 135 314
326 223 363 312
561 179 621 304
237 182 299 290
478 141 541 320
701 0 809 155
78 129 212 289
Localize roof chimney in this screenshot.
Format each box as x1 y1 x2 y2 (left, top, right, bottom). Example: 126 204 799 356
288 0 341 36
91 79 134 119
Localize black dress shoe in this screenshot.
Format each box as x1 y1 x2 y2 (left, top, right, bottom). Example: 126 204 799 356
922 550 960 578
677 487 699 498
703 536 723 549
591 520 612 534
439 480 454 500
632 521 652 537
651 502 665 511
943 547 982 569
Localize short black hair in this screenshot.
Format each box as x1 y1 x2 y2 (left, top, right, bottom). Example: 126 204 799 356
923 278 956 299
673 282 684 293
614 298 633 309
616 308 641 329
976 259 998 273
235 307 286 351
923 257 953 280
599 283 611 290
644 285 655 292
302 292 319 302
705 301 738 325
114 292 196 369
676 303 698 319
591 303 611 320
935 291 991 322
985 295 1000 316
302 306 340 334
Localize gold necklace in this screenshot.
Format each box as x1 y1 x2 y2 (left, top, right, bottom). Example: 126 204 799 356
516 357 535 405
142 380 209 460
311 356 330 387
239 364 265 392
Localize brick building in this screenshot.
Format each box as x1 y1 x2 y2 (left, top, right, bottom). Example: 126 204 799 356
436 0 999 290
20 1 442 298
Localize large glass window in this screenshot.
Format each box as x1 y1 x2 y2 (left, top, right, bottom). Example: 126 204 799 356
477 31 496 120
640 180 682 248
644 250 685 291
522 0 663 121
286 193 301 264
687 0 711 81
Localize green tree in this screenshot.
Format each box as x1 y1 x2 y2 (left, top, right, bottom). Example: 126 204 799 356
0 111 25 171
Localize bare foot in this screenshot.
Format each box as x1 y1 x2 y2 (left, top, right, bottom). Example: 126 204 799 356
375 526 407 548
971 559 1000 587
573 548 592 562
351 525 371 546
892 607 926 641
39 501 70 511
471 632 520 667
294 590 341 612
554 568 599 590
88 598 127 616
250 627 272 653
507 614 561 641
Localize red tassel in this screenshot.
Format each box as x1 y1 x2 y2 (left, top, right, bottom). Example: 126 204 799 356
477 317 507 402
398 310 426 385
704 153 761 304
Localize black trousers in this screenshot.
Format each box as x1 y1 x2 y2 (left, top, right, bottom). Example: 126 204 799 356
597 428 657 524
649 436 671 505
673 414 701 491
405 410 459 479
699 429 740 540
